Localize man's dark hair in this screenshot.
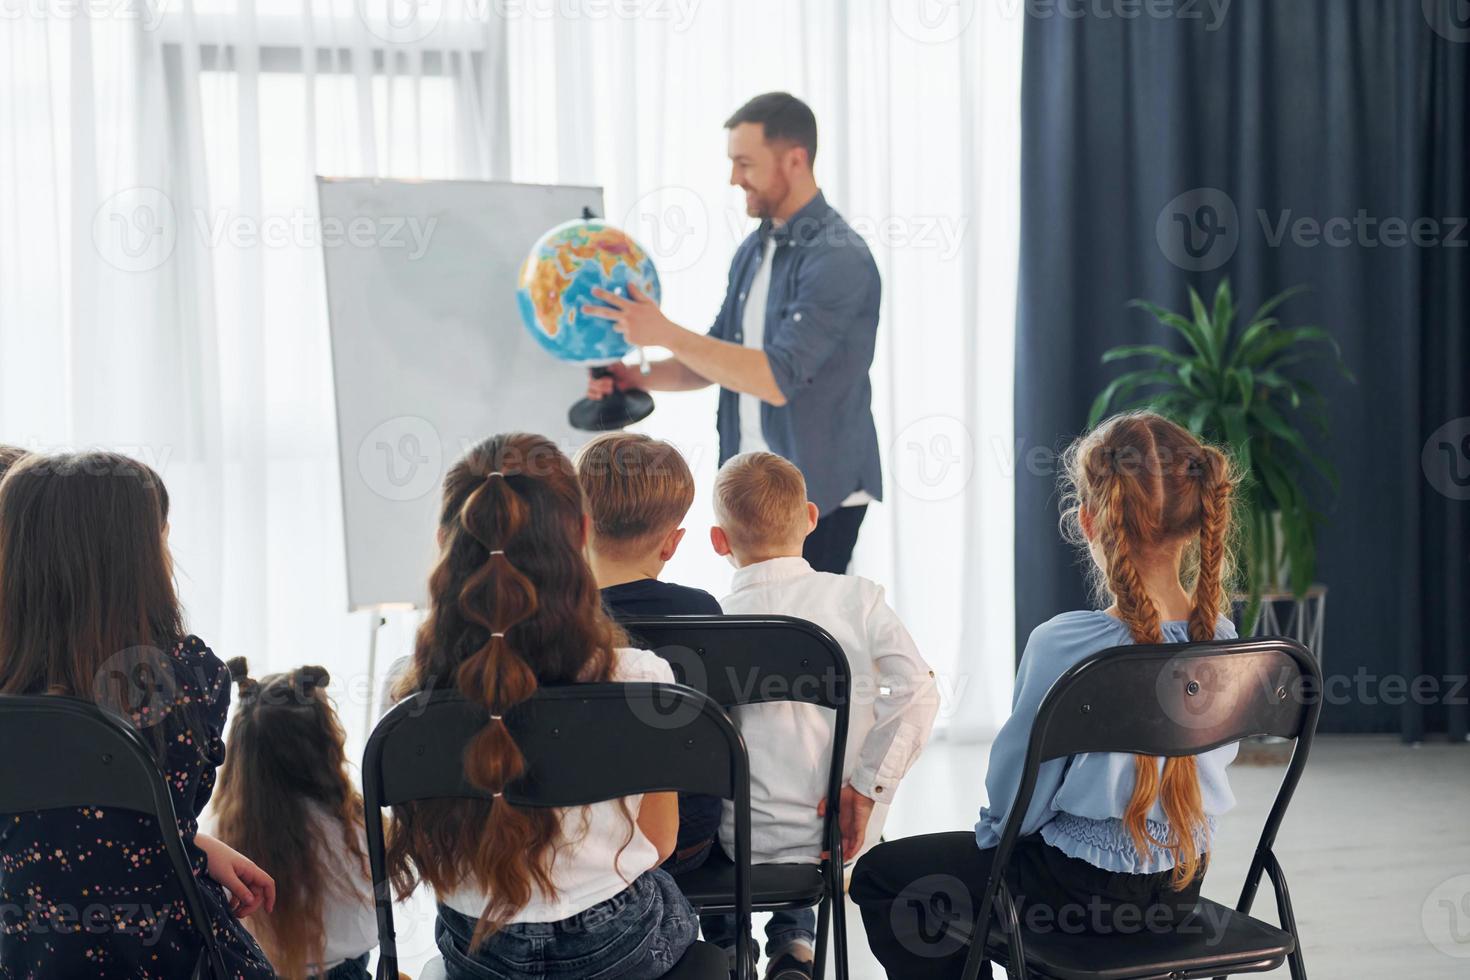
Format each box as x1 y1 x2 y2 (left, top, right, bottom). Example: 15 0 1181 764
725 92 817 166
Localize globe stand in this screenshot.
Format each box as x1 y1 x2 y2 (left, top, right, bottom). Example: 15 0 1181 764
568 366 654 431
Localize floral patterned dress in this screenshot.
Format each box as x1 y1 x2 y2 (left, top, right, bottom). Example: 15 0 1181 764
0 636 275 979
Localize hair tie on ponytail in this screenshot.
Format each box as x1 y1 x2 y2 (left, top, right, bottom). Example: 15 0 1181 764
1186 457 1206 478
490 714 503 721
491 632 505 638
225 656 259 700
488 550 506 556
297 664 331 694
486 471 506 480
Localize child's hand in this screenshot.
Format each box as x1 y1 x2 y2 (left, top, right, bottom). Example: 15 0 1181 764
817 784 876 859
195 833 277 918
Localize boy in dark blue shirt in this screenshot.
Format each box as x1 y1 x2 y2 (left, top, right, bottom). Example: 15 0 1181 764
575 432 722 873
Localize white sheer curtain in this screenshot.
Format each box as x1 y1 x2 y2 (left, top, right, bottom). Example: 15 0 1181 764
0 1 1018 754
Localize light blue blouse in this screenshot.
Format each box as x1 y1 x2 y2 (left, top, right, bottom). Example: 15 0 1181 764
974 610 1239 874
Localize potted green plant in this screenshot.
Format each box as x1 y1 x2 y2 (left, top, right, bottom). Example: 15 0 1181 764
1088 279 1355 627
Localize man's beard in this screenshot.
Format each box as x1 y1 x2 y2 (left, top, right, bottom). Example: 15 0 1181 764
747 178 788 220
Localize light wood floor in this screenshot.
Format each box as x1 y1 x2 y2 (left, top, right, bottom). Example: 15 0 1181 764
842 734 1470 979
388 735 1470 978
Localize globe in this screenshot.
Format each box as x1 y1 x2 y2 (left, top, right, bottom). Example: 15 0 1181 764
516 218 662 363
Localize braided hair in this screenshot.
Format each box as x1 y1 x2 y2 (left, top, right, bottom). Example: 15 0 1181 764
385 433 627 946
1060 412 1238 888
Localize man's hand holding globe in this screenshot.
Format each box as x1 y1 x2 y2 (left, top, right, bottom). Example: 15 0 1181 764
516 218 665 430
581 283 677 402
582 283 677 347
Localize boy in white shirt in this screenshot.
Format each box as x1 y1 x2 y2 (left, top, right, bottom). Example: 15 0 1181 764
702 451 939 980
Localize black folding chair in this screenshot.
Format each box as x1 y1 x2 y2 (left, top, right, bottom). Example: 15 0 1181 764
623 615 853 980
362 683 752 980
0 694 229 980
955 637 1322 980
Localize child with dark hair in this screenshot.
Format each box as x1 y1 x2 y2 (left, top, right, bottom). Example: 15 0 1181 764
0 451 275 978
213 658 377 980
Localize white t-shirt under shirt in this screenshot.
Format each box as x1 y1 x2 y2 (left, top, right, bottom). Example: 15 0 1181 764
438 647 676 924
737 236 872 509
738 237 777 456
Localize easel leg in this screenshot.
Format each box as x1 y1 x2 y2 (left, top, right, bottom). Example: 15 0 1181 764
364 614 386 743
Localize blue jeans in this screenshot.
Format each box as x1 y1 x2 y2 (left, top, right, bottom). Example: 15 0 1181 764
701 907 817 956
435 869 698 979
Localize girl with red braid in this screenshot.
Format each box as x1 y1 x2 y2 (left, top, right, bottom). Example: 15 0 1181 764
850 412 1241 979
385 433 697 979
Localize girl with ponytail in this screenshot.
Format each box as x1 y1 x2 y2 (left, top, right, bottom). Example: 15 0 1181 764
213 659 378 979
385 433 697 979
851 411 1242 979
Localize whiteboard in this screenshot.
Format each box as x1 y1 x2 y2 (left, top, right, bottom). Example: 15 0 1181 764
319 178 604 610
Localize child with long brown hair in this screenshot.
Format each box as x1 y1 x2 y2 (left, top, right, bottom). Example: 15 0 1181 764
0 451 276 979
213 659 377 979
386 432 698 979
851 411 1242 979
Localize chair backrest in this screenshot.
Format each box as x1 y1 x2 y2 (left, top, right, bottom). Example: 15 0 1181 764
621 615 853 869
621 614 851 710
960 637 1322 980
362 683 753 978
0 694 228 979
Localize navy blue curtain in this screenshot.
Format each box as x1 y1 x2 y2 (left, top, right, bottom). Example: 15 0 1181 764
1015 0 1468 737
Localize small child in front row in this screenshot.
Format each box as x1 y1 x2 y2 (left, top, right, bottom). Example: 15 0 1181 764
704 451 940 980
576 432 723 620
213 660 378 980
575 431 723 876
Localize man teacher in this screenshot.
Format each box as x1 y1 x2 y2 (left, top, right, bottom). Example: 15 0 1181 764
585 91 883 574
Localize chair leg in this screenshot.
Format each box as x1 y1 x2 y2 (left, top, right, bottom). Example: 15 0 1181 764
830 881 850 980
1262 851 1308 980
996 882 1028 980
813 893 831 980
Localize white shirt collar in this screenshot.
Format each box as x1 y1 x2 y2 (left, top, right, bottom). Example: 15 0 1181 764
728 555 814 592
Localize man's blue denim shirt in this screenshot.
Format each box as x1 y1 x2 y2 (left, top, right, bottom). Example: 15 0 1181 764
707 191 883 516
